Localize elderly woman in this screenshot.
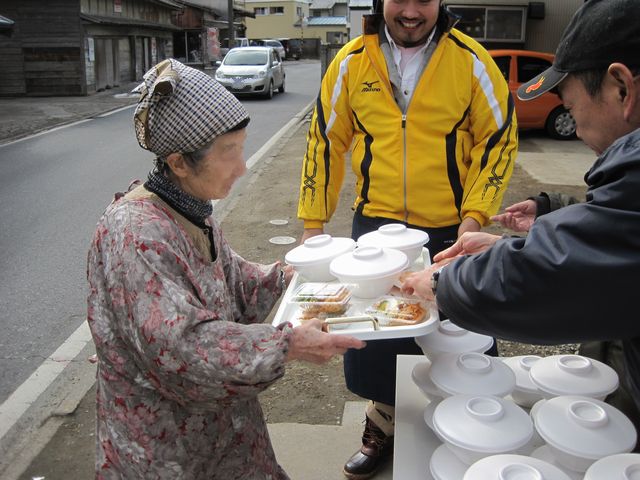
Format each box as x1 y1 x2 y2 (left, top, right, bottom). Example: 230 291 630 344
86 59 364 479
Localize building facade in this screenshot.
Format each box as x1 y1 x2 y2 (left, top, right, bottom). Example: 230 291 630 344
244 0 310 40
0 0 181 96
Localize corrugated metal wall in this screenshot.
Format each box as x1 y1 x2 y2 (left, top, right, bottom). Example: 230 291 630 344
446 0 584 53
525 0 583 53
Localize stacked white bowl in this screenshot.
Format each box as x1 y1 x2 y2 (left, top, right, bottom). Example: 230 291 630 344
410 323 637 480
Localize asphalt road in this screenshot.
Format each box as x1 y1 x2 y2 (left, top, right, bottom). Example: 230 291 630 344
0 60 321 404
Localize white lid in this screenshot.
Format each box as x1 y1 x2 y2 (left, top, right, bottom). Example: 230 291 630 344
530 354 619 398
502 355 543 394
464 454 573 480
285 234 355 267
357 223 429 250
535 395 637 460
433 395 533 454
414 320 494 355
584 453 640 480
429 443 468 480
429 352 516 397
329 246 408 280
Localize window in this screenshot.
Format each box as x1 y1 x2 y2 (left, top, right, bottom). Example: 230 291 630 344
270 6 284 14
517 56 552 83
254 7 268 15
296 6 303 16
492 56 511 82
448 5 526 42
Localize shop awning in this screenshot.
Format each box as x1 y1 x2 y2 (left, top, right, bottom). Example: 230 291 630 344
80 13 182 31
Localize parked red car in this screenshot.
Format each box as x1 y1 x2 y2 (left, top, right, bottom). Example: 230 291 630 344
490 50 576 140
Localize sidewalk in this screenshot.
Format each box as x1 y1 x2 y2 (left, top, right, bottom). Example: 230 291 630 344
0 82 140 145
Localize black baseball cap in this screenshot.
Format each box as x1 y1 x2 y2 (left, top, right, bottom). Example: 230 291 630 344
518 0 640 101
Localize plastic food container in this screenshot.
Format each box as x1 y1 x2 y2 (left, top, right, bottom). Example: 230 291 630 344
501 355 545 408
364 295 427 326
463 454 573 480
289 282 353 320
529 354 619 400
284 234 355 281
583 453 640 480
414 319 494 360
429 443 468 480
356 223 429 264
534 395 637 472
432 394 534 465
428 352 516 398
329 246 408 298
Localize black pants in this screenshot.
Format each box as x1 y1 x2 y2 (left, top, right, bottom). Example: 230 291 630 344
344 213 498 406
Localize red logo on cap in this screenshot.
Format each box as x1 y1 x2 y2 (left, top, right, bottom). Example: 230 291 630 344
525 76 545 94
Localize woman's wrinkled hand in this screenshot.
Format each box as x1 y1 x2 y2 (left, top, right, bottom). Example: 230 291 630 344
490 199 537 233
433 232 502 263
286 319 366 364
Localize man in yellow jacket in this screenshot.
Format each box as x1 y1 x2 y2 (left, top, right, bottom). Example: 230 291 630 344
297 1 517 477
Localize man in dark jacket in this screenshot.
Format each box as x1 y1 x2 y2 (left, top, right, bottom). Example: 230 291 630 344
402 0 640 440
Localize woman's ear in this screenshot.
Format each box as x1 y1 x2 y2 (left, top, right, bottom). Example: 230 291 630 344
165 153 189 179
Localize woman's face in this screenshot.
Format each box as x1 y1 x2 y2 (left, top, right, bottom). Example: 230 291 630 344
177 128 247 201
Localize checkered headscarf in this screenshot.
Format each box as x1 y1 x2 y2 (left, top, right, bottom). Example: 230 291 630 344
133 59 249 156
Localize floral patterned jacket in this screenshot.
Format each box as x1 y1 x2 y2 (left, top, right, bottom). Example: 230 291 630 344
87 186 291 479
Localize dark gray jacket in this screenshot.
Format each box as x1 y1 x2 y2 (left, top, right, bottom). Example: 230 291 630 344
437 127 640 408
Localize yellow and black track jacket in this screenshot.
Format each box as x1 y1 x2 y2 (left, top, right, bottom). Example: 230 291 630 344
298 13 518 230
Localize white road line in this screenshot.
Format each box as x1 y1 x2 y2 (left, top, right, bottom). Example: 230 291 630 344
0 321 92 441
96 104 136 118
0 119 92 148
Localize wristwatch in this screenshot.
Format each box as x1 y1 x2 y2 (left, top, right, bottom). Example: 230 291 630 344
431 267 444 295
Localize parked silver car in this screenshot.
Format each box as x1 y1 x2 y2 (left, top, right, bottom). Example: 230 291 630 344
261 39 286 60
215 47 285 99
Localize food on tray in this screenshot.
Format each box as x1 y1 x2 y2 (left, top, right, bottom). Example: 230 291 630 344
366 296 426 326
292 283 351 304
291 283 352 320
297 304 348 321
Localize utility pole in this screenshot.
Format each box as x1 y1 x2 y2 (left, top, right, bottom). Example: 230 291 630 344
227 0 235 48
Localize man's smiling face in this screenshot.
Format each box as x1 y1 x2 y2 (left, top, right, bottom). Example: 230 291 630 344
383 0 440 47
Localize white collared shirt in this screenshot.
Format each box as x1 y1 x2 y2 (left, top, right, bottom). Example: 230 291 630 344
384 26 437 104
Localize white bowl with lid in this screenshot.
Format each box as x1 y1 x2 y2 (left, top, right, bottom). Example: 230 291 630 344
414 320 494 360
501 355 545 408
284 234 355 281
432 394 534 465
428 352 516 398
584 453 640 480
329 246 409 298
423 397 442 433
463 454 573 480
534 395 637 472
531 446 584 480
530 354 619 400
356 223 429 264
411 361 445 400
429 443 468 480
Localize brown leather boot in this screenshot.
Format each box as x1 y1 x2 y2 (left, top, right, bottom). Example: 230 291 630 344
343 417 394 479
